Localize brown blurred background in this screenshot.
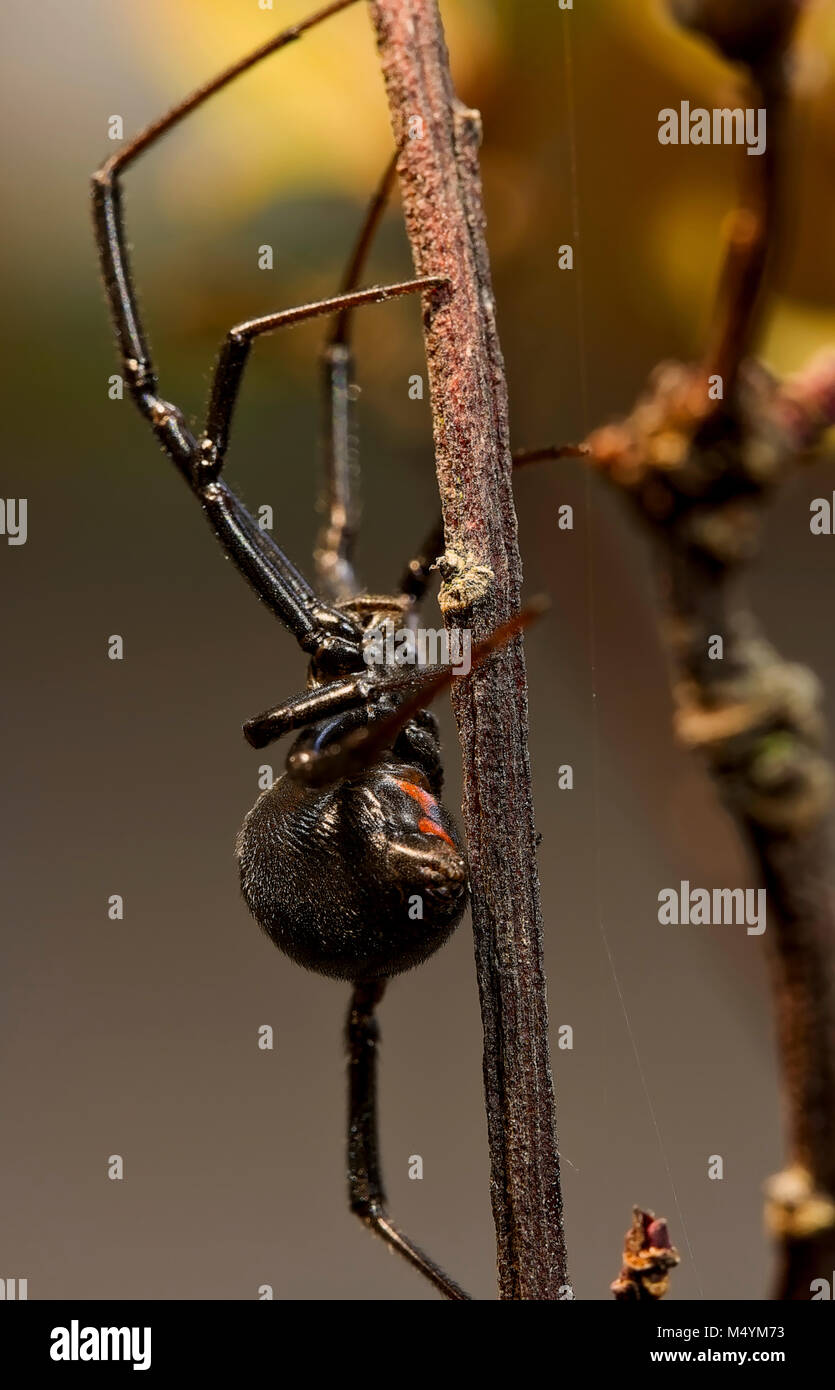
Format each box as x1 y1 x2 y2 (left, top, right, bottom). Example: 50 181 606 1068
2 0 835 1301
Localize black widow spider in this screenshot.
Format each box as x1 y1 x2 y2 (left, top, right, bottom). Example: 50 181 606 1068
92 0 572 1301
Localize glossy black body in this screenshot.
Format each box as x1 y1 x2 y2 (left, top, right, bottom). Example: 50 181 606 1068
237 723 466 980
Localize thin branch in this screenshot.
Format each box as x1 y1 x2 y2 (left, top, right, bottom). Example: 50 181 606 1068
701 70 786 399
587 350 835 1299
367 0 568 1299
580 0 835 1303
673 2 798 411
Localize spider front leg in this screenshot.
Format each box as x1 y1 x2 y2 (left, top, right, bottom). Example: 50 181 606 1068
315 152 401 602
398 445 589 610
347 981 470 1301
93 158 442 659
92 175 357 653
196 278 446 660
90 0 445 664
243 673 377 750
200 280 447 486
267 602 548 789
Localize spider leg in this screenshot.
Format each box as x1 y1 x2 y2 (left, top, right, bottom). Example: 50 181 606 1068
94 193 443 649
92 1 447 659
195 277 445 649
316 153 400 601
347 981 471 1301
243 664 427 756
398 444 589 610
243 672 377 749
246 601 544 773
399 518 446 608
509 443 589 468
201 279 446 478
91 3 373 653
98 2 362 182
93 168 351 653
286 601 548 787
392 712 445 796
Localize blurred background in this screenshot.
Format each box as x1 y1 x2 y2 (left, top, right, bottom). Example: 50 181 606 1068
2 0 835 1301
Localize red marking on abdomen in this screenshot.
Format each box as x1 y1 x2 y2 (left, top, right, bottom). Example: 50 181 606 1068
397 779 436 814
418 817 456 847
396 779 455 847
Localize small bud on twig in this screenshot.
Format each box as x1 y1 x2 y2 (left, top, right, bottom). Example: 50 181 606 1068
611 1207 680 1300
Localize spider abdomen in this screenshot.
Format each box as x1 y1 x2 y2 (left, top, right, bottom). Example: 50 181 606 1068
236 759 467 981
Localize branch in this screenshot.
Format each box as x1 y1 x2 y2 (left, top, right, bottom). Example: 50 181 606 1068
587 350 835 1299
673 3 801 399
367 0 567 1298
578 0 835 1303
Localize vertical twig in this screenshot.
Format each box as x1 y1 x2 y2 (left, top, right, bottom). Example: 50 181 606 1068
582 0 835 1302
588 355 835 1299
367 0 567 1298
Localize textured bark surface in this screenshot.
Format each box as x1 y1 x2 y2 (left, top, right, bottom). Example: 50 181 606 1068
368 0 567 1299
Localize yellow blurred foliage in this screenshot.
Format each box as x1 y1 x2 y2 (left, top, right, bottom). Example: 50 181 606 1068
762 298 835 378
648 186 729 320
618 0 835 368
123 0 498 219
621 0 835 102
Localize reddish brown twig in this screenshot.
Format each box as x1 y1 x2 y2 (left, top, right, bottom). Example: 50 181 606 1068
578 0 834 1303
587 348 835 1299
367 0 567 1299
698 13 795 401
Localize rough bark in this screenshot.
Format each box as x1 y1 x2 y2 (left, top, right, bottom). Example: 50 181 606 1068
367 0 567 1299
